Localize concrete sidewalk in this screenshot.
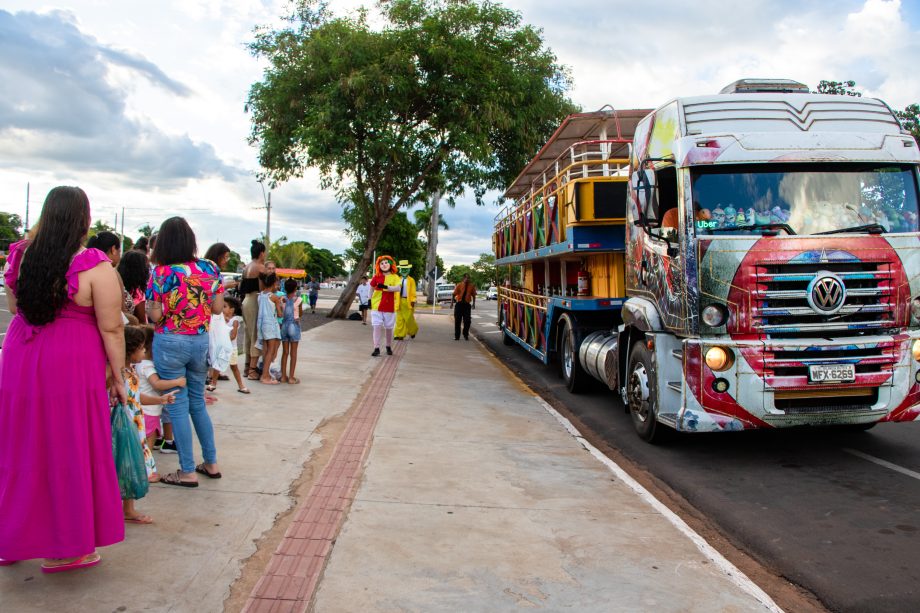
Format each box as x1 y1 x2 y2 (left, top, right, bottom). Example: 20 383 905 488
0 313 779 612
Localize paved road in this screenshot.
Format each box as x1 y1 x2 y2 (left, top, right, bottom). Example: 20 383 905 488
472 304 920 613
0 289 10 348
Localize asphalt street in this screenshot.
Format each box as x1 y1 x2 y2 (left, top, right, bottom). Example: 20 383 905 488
472 301 920 613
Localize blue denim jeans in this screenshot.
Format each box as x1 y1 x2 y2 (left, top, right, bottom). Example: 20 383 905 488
153 332 215 473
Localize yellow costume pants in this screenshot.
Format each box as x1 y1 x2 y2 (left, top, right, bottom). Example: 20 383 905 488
394 301 418 338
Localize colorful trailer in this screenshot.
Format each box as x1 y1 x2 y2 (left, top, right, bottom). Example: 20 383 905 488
495 80 920 442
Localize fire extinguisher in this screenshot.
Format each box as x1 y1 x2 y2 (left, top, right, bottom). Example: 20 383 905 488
577 270 590 296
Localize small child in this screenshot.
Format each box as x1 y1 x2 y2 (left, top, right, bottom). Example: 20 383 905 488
122 326 176 524
280 279 303 384
255 273 283 385
217 296 249 393
135 326 186 464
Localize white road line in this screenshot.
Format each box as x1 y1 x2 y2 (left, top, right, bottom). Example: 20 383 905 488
535 397 783 613
842 448 920 482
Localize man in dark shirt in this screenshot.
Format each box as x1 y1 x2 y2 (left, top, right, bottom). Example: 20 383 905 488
452 274 476 341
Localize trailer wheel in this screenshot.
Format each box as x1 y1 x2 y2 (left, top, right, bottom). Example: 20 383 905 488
558 314 588 393
500 308 515 346
627 340 671 444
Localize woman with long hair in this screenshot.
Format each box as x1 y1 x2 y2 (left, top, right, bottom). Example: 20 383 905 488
146 217 223 487
0 186 126 572
117 249 150 324
240 239 267 378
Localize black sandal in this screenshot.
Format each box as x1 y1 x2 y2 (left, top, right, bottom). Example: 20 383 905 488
195 463 222 479
161 471 198 488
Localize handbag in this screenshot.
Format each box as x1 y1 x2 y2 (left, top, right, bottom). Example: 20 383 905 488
111 402 149 500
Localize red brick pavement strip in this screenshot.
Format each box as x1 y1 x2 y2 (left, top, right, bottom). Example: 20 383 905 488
242 341 407 613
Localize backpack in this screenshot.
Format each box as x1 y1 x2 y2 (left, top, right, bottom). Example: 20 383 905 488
348 312 362 321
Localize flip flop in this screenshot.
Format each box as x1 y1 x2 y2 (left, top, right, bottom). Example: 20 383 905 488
124 514 154 525
237 388 251 394
260 379 279 385
161 471 198 488
195 463 222 479
41 552 101 574
288 377 300 384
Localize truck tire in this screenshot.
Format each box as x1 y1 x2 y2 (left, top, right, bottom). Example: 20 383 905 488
558 313 588 393
500 308 515 346
626 340 672 444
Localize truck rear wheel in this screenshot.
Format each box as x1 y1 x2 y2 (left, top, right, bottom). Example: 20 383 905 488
558 314 588 393
627 340 671 444
500 307 515 346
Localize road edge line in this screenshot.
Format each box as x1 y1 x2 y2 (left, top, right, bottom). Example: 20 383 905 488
534 395 784 613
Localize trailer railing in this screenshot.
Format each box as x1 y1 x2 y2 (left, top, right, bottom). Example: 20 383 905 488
494 141 629 259
498 287 549 356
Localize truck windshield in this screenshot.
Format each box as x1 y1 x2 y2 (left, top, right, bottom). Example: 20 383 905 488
691 163 920 235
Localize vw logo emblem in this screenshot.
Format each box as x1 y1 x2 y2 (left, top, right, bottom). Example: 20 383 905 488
806 272 846 315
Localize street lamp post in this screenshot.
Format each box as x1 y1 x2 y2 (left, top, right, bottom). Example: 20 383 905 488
257 181 272 245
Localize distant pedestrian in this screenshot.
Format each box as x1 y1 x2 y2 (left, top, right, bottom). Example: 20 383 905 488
280 279 302 384
204 242 238 293
306 276 320 314
453 273 476 341
355 275 371 325
133 235 149 255
117 249 150 324
393 260 418 340
370 255 401 356
255 272 283 384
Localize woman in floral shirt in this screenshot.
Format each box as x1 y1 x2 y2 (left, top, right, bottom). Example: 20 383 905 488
146 217 224 487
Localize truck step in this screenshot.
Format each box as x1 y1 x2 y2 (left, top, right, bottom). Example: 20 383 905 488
671 349 683 361
667 381 682 393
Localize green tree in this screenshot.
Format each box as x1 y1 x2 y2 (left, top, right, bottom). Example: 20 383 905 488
267 236 310 269
226 250 242 272
122 235 134 252
446 264 472 284
247 0 576 317
346 211 426 279
88 220 114 238
471 253 498 287
814 79 862 96
137 223 155 238
0 212 23 249
895 103 920 143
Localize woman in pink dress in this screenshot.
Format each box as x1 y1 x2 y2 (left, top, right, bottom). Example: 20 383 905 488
0 186 127 573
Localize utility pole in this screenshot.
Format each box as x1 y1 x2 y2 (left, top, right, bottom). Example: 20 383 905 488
121 206 125 249
24 183 29 232
256 182 272 245
425 191 440 304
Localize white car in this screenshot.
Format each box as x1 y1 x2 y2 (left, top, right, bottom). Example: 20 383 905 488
486 286 498 300
435 283 455 302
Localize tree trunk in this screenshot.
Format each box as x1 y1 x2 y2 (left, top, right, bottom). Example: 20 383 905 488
328 215 387 319
424 190 440 305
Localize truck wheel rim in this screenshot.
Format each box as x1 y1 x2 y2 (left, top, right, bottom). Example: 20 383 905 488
628 364 650 423
562 328 574 378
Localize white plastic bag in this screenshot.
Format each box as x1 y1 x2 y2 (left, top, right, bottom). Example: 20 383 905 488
208 314 233 372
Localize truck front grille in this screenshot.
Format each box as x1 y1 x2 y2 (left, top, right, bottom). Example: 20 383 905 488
754 261 896 339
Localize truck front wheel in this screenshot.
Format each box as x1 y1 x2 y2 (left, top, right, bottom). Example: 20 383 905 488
558 314 588 393
627 340 671 444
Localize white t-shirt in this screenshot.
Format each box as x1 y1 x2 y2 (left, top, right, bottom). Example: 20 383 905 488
135 359 162 417
356 283 372 305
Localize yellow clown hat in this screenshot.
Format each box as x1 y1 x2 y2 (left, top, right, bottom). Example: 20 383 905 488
397 260 412 268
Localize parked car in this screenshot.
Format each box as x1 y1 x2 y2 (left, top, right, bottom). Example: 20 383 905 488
221 272 242 298
486 286 498 300
436 283 455 302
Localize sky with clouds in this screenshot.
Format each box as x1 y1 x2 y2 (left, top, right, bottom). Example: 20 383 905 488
2 0 920 268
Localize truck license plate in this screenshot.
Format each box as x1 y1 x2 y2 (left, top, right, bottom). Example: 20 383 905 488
808 364 855 383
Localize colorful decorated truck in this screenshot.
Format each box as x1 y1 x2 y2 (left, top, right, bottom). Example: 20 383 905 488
494 79 920 442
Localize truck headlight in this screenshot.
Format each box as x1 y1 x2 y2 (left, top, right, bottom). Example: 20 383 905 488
705 346 735 371
912 339 920 361
702 304 727 327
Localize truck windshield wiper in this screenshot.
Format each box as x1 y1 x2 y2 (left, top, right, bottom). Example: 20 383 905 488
815 223 886 235
708 223 796 236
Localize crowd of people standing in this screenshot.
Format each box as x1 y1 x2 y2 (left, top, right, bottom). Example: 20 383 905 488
0 186 310 573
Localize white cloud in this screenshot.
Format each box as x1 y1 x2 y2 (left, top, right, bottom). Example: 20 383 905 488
2 0 920 270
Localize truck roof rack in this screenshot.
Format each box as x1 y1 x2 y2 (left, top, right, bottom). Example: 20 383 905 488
719 78 809 94
503 107 651 201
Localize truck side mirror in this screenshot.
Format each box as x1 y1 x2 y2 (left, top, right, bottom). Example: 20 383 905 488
631 165 659 226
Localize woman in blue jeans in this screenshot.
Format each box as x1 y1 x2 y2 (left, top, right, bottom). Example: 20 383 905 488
146 217 224 487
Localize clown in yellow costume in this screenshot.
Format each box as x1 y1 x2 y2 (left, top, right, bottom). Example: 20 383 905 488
393 260 418 340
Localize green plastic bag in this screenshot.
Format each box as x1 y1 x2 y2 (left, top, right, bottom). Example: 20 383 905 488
111 403 149 500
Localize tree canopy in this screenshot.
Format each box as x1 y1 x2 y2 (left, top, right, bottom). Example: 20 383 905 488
815 78 919 142
247 0 576 316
